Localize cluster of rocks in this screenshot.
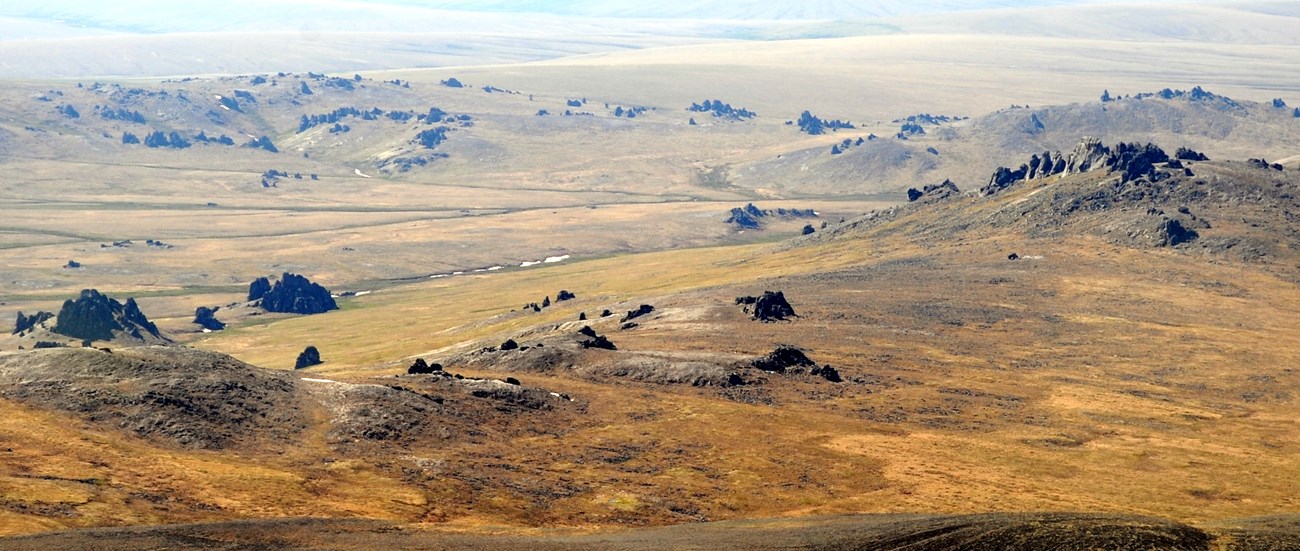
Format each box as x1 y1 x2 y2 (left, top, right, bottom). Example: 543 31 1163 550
830 135 876 155
522 290 577 313
13 311 54 335
735 291 796 322
51 289 165 343
980 137 1181 196
249 273 338 315
907 179 961 202
725 203 818 230
1247 158 1286 171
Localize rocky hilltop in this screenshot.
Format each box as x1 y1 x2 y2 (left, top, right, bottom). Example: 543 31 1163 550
818 137 1296 263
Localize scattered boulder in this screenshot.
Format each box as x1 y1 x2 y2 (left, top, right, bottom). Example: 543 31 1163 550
578 312 587 321
13 311 54 334
601 309 614 317
621 304 655 323
65 260 82 269
505 377 521 386
557 290 576 301
542 296 551 308
193 306 225 331
407 358 443 374
802 224 816 235
1008 253 1020 261
294 346 322 369
258 273 338 315
578 326 598 338
736 291 796 322
752 346 816 374
500 339 519 351
52 289 164 343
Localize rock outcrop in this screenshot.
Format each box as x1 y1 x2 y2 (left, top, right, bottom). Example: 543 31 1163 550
736 291 796 322
407 358 443 374
193 306 225 331
752 346 816 374
256 273 338 315
907 179 961 202
556 290 577 301
981 137 1173 196
248 277 272 301
725 203 817 230
580 335 617 350
52 289 164 343
294 346 322 369
13 311 54 334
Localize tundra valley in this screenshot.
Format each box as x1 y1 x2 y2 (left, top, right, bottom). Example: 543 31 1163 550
0 1 1298 549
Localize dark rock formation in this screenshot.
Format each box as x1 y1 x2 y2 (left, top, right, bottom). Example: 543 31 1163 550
983 138 1172 195
578 326 598 338
725 204 765 229
1247 158 1284 171
542 296 551 308
802 224 816 235
578 312 587 321
688 99 756 120
294 346 321 369
601 309 614 317
725 203 817 229
258 273 338 315
557 290 576 301
248 277 272 301
736 291 796 322
908 179 961 202
52 289 163 343
65 260 81 269
500 339 519 351
1156 218 1199 247
1109 142 1169 183
752 346 816 374
621 304 655 323
813 365 842 383
1175 147 1209 162
13 311 54 334
193 306 225 331
580 335 617 350
408 358 443 374
1008 253 1020 261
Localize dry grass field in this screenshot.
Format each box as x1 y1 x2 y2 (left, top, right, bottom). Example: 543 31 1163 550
0 1 1298 547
